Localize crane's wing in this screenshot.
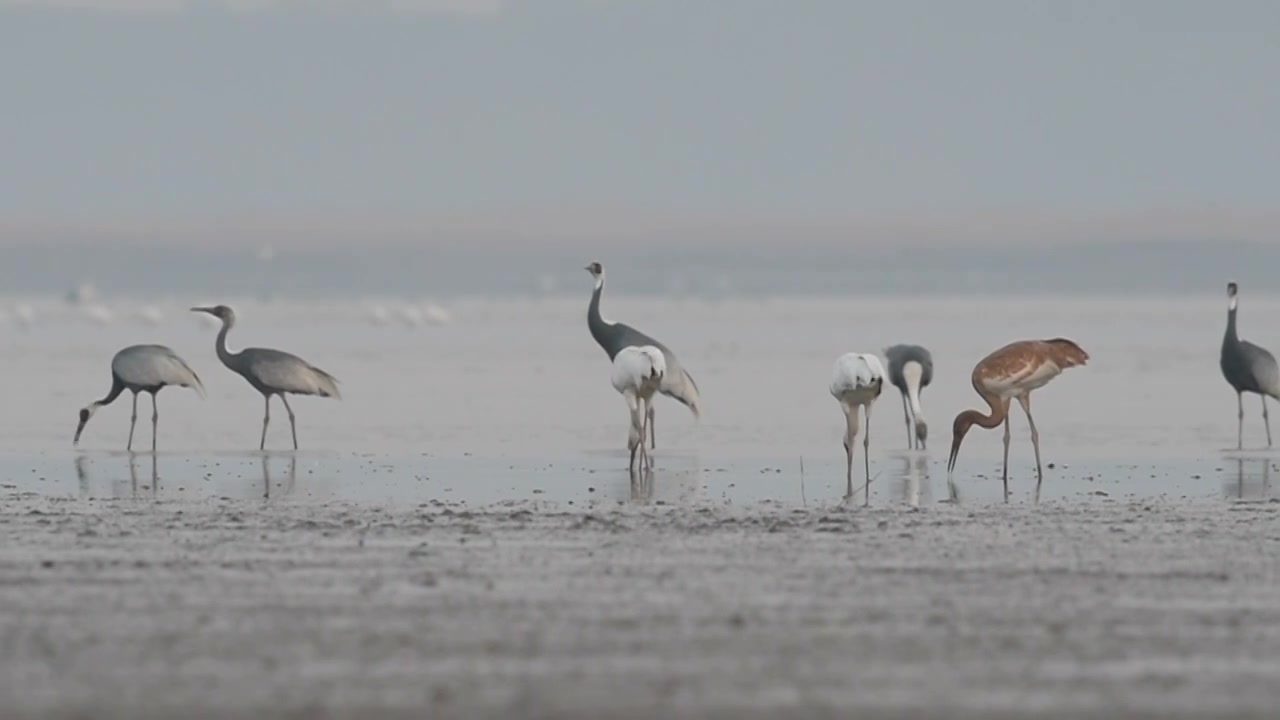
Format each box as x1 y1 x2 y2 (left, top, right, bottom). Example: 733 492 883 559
610 324 700 417
243 348 341 398
611 346 666 394
831 353 885 397
883 344 933 389
113 345 204 397
1241 340 1280 397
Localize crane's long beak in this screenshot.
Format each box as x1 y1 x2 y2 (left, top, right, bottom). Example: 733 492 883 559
946 435 962 475
74 409 90 446
190 306 214 315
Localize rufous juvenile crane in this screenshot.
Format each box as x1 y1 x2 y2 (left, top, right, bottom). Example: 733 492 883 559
947 339 1088 502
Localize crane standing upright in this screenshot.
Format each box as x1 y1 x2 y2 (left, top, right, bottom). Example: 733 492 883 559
884 344 932 450
191 305 340 450
830 352 885 505
1220 282 1280 449
585 262 701 449
74 344 205 451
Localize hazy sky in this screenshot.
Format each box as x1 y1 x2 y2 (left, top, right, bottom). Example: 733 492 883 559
2 0 1279 249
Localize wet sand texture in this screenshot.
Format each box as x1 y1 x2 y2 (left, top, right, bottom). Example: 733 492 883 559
2 496 1279 719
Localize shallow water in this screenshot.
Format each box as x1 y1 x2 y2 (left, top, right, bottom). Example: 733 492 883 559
2 293 1279 506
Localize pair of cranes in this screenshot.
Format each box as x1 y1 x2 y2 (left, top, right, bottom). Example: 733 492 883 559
75 305 340 452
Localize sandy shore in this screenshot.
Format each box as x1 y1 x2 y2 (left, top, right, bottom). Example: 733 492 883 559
1 494 1279 719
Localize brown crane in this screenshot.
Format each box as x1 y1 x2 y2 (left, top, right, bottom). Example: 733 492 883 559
947 338 1089 502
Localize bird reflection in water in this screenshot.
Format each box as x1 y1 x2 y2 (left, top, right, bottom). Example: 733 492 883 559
76 453 159 499
262 453 298 500
891 452 930 508
1226 456 1273 501
629 466 654 504
128 452 160 498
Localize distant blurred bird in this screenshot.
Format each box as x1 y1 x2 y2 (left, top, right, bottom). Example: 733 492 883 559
75 344 204 451
586 262 701 450
611 346 666 471
191 305 340 450
1220 282 1280 449
830 352 885 505
948 338 1088 501
884 344 933 450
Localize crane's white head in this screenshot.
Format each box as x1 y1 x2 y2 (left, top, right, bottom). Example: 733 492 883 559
1228 281 1238 312
915 419 928 449
584 261 604 289
190 304 236 326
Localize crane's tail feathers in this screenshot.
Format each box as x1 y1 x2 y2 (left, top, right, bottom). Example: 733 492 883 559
1045 338 1089 368
312 366 342 399
177 359 206 399
660 367 701 418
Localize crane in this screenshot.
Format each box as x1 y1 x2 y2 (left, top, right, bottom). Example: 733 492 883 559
611 345 666 471
190 305 340 450
830 352 885 505
947 338 1088 501
74 344 204 451
1220 282 1280 449
883 344 932 450
585 262 700 450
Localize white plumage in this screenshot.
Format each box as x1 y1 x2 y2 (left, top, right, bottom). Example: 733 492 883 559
830 352 885 505
611 346 666 471
76 344 205 451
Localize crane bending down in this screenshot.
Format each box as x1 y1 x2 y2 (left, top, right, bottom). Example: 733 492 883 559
830 353 885 505
191 305 340 450
611 346 666 471
947 338 1088 502
586 262 700 450
74 344 204 451
1220 282 1280 449
884 344 932 450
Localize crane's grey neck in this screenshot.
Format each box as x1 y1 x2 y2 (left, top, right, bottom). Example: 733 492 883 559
94 374 126 408
1225 303 1238 342
215 319 242 367
587 272 616 345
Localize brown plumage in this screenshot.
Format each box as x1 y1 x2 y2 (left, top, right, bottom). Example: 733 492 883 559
947 338 1088 502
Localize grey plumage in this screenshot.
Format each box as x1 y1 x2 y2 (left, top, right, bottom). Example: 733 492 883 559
883 344 932 450
191 304 339 450
1220 282 1280 449
74 344 205 451
585 262 701 449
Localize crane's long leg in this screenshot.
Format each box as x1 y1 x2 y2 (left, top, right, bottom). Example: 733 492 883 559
901 392 913 449
626 393 642 471
639 398 652 469
150 392 159 453
261 394 271 451
863 403 873 507
648 404 656 450
1018 394 1043 502
127 392 139 452
281 395 299 450
843 405 860 502
1237 392 1244 450
1002 410 1011 503
1262 396 1272 448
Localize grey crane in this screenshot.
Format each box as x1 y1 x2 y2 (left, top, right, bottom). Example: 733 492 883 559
74 344 205 451
1220 282 1280 449
585 262 701 449
883 344 933 450
191 305 340 450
